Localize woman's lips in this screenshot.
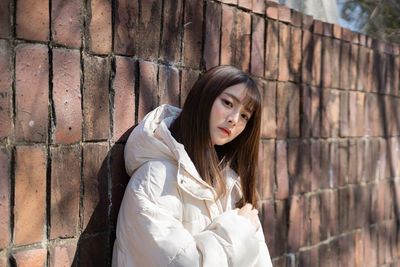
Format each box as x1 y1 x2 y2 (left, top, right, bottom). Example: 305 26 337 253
218 127 231 135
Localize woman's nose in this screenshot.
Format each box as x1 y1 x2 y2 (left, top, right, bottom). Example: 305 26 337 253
227 111 240 125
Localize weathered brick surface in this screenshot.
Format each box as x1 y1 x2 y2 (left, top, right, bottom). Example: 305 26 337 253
261 81 276 138
311 35 322 87
138 61 158 121
12 248 47 267
88 0 112 54
331 39 341 89
113 0 138 55
251 15 265 77
16 0 49 41
183 0 203 68
302 30 313 85
276 83 299 139
113 56 136 142
14 146 46 245
83 55 110 140
0 0 10 38
235 11 251 72
53 48 82 144
340 42 350 90
278 23 290 82
180 69 199 105
82 143 109 234
265 20 279 80
310 194 321 244
349 44 359 90
301 86 311 138
160 0 183 62
52 0 82 48
290 27 302 82
159 65 179 107
49 243 77 267
265 1 278 20
278 6 291 23
258 141 275 200
287 195 308 252
275 141 289 199
238 0 251 10
0 148 9 249
321 190 339 238
310 86 320 137
204 2 221 70
252 0 264 14
0 40 11 139
50 146 80 239
321 89 340 137
322 36 332 88
15 44 49 142
288 141 310 194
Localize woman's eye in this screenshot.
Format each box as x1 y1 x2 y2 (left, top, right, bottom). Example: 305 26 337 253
223 100 233 107
241 114 249 121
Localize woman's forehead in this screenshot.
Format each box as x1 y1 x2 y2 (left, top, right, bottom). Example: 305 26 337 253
221 83 258 112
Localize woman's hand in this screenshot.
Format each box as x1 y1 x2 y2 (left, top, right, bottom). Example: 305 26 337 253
236 203 260 231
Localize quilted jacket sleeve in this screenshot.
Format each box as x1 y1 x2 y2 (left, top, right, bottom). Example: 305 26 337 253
112 161 268 267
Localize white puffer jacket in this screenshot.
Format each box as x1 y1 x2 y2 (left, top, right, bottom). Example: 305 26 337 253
112 105 273 267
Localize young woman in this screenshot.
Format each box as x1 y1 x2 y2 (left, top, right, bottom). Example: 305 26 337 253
112 65 273 266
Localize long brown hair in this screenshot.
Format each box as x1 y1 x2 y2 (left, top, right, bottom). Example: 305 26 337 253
170 66 262 208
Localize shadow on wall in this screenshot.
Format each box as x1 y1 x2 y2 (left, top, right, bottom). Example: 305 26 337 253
71 127 134 267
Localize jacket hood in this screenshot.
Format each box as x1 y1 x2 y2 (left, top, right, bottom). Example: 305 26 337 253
124 105 212 191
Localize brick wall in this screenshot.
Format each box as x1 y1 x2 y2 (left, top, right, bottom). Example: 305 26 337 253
0 0 399 266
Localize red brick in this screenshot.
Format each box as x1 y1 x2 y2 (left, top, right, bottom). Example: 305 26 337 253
79 234 107 267
238 0 251 10
258 141 275 200
0 256 6 267
51 0 82 48
88 0 111 54
0 148 9 249
291 10 302 28
278 6 291 23
138 61 158 122
0 40 11 139
311 35 322 87
359 34 367 46
111 144 130 224
204 2 221 70
301 86 311 138
251 15 265 77
160 0 183 62
49 243 77 267
321 89 339 138
338 140 349 186
364 227 378 267
342 28 351 42
319 141 330 190
235 11 251 72
113 56 135 142
220 0 236 4
339 91 349 137
288 195 308 252
365 49 374 92
348 91 365 137
302 14 313 30
365 94 383 137
261 201 276 257
221 6 235 66
351 31 359 44
310 86 320 137
386 55 395 95
331 39 341 89
370 182 385 223
265 20 278 80
113 0 138 55
14 146 46 245
339 187 355 232
0 0 10 38
50 146 80 239
340 42 350 89
159 65 179 107
371 51 387 94
339 234 356 267
354 230 364 267
139 0 162 59
302 30 313 85
356 46 368 91
265 2 278 20
15 44 49 142
393 57 399 96
321 36 332 88
16 0 49 41
12 248 47 267
323 22 332 37
273 200 288 256
299 247 319 267
329 141 340 188
349 44 359 90
332 24 341 39
278 23 290 82
82 143 109 234
277 83 299 139
252 0 264 14
356 139 365 183
388 138 399 178
290 27 302 82
313 20 324 35
180 69 199 106
275 141 288 200
319 240 339 266
347 140 357 184
83 55 110 140
320 190 338 238
272 256 290 267
309 194 321 244
183 0 203 68
53 48 82 144
288 141 310 195
261 81 276 138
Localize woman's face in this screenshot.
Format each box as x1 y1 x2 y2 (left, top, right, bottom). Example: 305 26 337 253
209 83 252 146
